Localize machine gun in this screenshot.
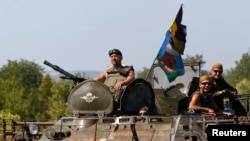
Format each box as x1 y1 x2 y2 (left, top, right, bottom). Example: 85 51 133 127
44 60 87 84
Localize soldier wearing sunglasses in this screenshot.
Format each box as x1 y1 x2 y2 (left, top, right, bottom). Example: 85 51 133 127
188 75 231 116
210 63 246 116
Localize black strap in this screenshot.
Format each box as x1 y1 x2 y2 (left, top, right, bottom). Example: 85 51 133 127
131 124 139 141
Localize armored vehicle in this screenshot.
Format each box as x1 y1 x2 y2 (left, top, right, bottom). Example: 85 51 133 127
12 61 249 141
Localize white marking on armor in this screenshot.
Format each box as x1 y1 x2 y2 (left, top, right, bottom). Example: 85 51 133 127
81 92 99 103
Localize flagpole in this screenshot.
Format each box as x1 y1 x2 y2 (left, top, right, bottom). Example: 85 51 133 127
145 57 157 81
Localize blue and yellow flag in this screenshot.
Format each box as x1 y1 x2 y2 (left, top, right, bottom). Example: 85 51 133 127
156 4 187 82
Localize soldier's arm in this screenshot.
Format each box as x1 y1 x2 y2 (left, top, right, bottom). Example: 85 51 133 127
94 71 107 83
121 69 135 86
188 93 214 113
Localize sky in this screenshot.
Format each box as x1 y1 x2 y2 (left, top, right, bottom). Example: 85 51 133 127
1 0 250 73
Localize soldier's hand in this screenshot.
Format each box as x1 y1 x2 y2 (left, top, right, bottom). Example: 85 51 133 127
223 89 229 93
207 108 215 113
220 89 230 94
114 81 123 91
223 111 232 117
229 90 237 95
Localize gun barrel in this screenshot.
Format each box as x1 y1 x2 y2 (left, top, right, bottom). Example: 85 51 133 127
44 60 53 68
43 60 86 83
43 60 76 78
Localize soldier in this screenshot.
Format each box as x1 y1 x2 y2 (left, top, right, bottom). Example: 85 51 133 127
188 75 231 116
209 63 246 116
94 49 135 110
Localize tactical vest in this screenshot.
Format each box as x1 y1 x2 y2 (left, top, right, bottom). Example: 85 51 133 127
104 65 133 93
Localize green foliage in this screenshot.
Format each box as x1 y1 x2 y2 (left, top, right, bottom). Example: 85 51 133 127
137 67 150 78
0 59 44 88
136 67 152 83
235 79 250 110
236 79 250 94
0 59 88 121
32 74 54 121
226 52 250 87
0 59 45 120
0 78 28 115
46 79 72 120
0 111 20 121
0 111 20 132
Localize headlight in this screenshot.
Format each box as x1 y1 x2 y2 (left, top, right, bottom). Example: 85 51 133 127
29 123 39 135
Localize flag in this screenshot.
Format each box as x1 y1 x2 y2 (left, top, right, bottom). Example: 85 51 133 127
156 4 187 82
170 4 186 54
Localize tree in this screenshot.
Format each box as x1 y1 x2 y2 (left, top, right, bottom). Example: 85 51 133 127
0 59 44 119
33 74 54 121
220 51 250 111
137 67 150 79
46 79 72 120
235 79 250 110
0 59 44 89
226 52 250 87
